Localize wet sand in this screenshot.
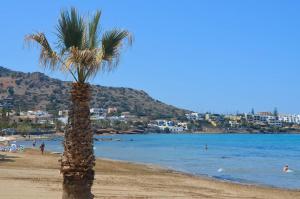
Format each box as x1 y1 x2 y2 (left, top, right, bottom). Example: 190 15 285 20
0 149 299 199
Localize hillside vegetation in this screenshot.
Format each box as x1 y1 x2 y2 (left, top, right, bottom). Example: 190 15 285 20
0 66 189 118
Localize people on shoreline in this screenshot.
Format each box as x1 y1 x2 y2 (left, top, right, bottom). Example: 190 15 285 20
32 139 36 147
40 142 45 155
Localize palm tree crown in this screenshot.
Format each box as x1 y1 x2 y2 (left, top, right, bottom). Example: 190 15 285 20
25 7 132 83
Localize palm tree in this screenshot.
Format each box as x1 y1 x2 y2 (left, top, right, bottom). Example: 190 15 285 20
25 8 132 199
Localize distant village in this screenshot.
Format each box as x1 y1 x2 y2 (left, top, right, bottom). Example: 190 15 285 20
1 95 300 135
184 109 300 133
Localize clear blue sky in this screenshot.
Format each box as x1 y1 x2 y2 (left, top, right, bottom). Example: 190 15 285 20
1 0 300 114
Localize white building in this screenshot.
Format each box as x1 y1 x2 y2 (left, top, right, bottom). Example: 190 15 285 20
229 120 239 127
186 112 203 120
250 114 275 123
278 114 300 124
90 108 106 115
168 126 184 132
177 122 188 130
158 125 184 133
248 113 282 127
14 110 53 124
154 120 185 132
120 112 136 120
58 117 68 124
90 108 107 120
58 110 69 117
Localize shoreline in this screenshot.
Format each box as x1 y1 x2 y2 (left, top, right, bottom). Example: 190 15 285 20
0 149 299 198
99 157 300 192
1 133 299 191
19 148 300 191
1 131 300 142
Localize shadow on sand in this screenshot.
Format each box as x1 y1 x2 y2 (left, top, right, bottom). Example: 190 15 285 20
0 154 19 163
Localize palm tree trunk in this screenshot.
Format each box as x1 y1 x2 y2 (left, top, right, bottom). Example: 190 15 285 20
61 83 95 199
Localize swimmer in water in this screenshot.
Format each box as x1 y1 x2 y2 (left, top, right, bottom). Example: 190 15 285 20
283 165 291 172
205 144 208 150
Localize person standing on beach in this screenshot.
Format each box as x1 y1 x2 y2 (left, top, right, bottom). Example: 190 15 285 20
32 139 36 147
40 142 45 155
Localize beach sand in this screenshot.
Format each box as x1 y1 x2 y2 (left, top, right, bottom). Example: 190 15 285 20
0 149 299 199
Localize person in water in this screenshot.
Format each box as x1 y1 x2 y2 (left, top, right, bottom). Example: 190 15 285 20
205 144 208 150
40 142 45 155
283 165 289 172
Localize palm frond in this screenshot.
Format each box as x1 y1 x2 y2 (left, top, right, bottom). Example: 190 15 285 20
88 10 101 49
101 29 133 70
56 7 85 51
67 47 99 67
66 47 103 82
25 33 59 70
83 50 104 81
26 8 133 84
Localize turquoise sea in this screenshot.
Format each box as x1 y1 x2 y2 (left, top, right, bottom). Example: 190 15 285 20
18 134 300 189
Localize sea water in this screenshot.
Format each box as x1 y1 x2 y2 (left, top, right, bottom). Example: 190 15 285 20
18 134 300 189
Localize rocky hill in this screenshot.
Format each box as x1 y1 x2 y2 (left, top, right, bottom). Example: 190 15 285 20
0 66 189 118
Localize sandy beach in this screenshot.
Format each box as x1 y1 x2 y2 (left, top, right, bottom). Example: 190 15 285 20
0 149 299 199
